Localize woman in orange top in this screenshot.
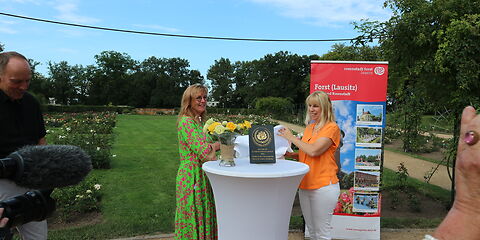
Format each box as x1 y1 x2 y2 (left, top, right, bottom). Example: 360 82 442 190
278 91 340 240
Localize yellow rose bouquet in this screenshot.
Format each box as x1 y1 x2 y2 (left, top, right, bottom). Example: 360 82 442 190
203 118 252 136
203 118 252 166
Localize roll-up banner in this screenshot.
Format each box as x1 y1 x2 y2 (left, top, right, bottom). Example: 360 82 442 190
310 61 388 240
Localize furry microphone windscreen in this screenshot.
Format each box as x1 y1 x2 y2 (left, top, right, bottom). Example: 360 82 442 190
8 145 92 189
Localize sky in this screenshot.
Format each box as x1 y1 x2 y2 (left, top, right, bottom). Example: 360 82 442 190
0 0 392 78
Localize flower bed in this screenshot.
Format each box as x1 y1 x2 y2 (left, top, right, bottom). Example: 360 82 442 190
45 112 115 221
46 112 117 169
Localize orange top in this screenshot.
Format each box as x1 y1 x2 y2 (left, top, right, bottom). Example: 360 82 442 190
299 121 340 190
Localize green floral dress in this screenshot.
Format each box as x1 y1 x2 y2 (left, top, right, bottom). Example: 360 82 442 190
175 116 217 240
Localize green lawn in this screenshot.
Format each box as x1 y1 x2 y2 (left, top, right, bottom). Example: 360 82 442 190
49 115 179 239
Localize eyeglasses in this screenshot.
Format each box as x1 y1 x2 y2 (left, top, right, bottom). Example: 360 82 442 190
195 96 208 102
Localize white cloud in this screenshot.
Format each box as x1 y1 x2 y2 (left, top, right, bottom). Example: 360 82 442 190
0 26 16 34
247 0 391 27
57 28 90 37
132 24 181 33
0 19 16 25
0 0 41 4
54 1 99 24
342 157 351 172
56 48 79 54
0 20 17 34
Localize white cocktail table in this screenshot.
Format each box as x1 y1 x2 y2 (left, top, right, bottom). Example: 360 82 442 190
202 158 309 240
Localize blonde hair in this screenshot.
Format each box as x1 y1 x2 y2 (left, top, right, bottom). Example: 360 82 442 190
304 91 335 130
177 84 208 124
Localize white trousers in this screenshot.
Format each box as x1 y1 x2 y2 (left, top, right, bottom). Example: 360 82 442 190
0 179 48 240
299 183 340 240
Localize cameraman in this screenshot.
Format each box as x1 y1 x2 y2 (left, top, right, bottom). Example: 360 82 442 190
0 51 48 240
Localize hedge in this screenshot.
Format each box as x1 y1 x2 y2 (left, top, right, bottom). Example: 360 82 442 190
43 104 134 113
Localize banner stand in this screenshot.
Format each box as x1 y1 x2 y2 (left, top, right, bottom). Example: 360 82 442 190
310 60 388 240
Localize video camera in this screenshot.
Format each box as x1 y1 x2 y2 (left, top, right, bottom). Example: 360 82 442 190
0 189 55 240
0 145 92 239
0 189 56 229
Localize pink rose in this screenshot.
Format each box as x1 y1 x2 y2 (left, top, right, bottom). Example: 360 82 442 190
341 192 350 203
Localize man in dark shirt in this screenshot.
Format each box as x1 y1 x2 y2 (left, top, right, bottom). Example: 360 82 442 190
0 51 47 240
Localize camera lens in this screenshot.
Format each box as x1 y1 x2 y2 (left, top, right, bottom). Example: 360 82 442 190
0 189 56 228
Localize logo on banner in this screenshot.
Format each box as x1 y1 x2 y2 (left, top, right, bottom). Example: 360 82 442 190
374 67 385 76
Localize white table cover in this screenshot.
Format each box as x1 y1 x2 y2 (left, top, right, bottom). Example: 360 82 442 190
203 158 309 240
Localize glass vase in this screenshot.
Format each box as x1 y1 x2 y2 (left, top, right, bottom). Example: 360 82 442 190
216 132 239 167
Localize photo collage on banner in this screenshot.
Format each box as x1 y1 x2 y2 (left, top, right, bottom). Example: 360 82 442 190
310 61 388 240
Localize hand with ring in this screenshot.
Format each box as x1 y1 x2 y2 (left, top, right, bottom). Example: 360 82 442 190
0 208 8 228
434 106 480 239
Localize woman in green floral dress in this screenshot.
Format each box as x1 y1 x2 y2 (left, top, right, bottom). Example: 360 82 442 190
175 84 220 240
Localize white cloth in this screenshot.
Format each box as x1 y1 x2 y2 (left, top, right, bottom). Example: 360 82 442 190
0 179 48 240
299 183 340 240
234 125 293 159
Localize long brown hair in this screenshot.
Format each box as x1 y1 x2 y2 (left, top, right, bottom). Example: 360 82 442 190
177 84 208 124
304 91 335 130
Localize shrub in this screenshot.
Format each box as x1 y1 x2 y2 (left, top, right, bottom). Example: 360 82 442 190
51 129 113 169
207 108 260 115
408 192 421 212
384 127 401 144
43 104 133 113
46 112 116 169
395 162 409 190
255 97 294 120
51 176 103 222
390 190 399 209
207 113 278 126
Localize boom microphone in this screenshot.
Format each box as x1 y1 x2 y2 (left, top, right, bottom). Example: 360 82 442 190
0 145 92 189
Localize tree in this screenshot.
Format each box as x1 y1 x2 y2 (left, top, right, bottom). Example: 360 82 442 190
355 0 480 201
320 43 383 61
207 58 235 107
435 13 480 123
149 57 203 108
207 52 315 109
48 61 77 105
72 65 94 105
89 51 136 105
355 0 480 152
253 51 311 105
28 60 51 103
130 57 163 107
231 60 259 108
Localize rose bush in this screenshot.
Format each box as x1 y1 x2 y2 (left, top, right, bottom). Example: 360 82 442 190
52 176 103 222
46 112 116 169
45 112 114 221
